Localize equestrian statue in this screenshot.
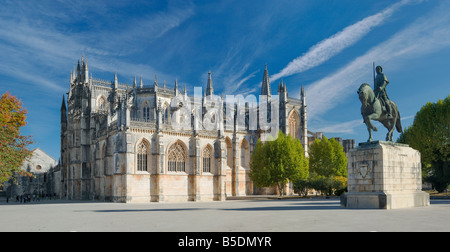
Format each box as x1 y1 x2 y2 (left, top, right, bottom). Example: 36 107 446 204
357 64 402 142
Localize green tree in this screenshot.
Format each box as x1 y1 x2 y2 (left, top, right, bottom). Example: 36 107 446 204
0 92 33 184
308 136 347 177
250 131 308 196
302 136 348 196
397 95 450 192
293 178 310 197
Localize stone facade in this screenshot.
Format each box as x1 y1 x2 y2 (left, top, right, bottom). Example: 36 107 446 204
4 148 57 198
59 56 308 203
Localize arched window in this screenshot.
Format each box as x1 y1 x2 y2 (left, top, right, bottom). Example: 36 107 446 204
240 139 249 168
137 141 149 171
142 102 150 121
288 110 300 139
98 96 107 111
168 141 186 172
162 103 169 124
202 145 213 173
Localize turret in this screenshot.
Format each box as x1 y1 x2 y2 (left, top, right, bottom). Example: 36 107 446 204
206 71 214 98
278 80 288 101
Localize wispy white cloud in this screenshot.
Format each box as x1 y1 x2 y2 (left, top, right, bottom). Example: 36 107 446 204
313 114 415 136
401 114 415 121
208 47 260 95
270 0 415 82
302 1 450 119
0 1 195 92
313 119 363 134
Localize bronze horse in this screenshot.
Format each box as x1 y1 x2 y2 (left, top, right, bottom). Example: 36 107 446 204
357 83 402 142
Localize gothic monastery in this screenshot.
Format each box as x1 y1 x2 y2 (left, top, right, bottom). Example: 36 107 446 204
60 56 308 202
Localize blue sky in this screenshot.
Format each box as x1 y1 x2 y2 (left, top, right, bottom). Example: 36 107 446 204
1 0 449 159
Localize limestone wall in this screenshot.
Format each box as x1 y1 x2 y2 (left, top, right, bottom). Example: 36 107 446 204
344 141 429 209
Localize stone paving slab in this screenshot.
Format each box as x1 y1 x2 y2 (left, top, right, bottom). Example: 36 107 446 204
0 198 449 232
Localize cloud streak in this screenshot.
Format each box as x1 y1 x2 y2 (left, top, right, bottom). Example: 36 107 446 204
303 1 450 119
0 1 195 92
270 0 414 82
313 119 363 134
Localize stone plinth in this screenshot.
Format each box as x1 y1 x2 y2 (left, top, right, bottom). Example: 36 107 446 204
341 141 429 209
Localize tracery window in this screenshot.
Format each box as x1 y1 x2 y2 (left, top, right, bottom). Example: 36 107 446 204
137 141 149 171
288 111 300 139
98 96 106 111
202 145 213 173
168 141 186 172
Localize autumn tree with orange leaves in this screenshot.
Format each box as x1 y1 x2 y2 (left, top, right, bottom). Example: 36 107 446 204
0 92 33 184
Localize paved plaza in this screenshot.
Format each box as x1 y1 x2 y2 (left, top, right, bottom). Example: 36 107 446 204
1 197 449 232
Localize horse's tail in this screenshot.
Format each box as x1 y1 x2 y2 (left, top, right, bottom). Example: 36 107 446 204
396 109 402 133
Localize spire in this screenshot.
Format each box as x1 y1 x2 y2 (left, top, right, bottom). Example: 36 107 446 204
278 80 284 93
140 76 143 88
77 60 81 77
154 75 158 87
114 72 118 89
61 94 66 111
84 59 89 83
61 95 67 131
206 71 213 96
261 64 271 97
174 79 179 95
133 76 137 88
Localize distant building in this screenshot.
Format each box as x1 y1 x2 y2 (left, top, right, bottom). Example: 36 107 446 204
307 131 355 155
3 148 57 199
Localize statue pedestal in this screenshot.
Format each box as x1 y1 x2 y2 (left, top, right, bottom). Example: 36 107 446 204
341 141 429 209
